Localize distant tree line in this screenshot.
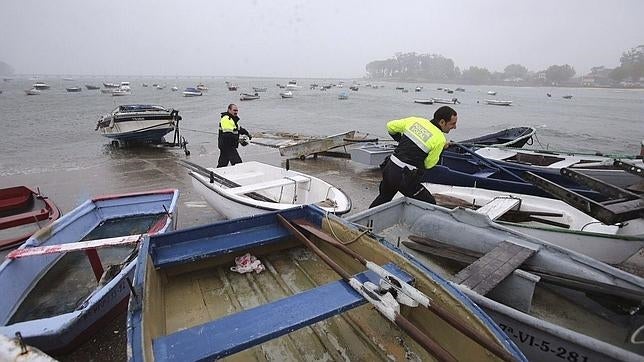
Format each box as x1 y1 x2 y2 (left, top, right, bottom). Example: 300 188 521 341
0 61 14 76
365 45 643 87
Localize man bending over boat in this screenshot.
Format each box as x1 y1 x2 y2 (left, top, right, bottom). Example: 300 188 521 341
369 106 458 208
217 103 252 167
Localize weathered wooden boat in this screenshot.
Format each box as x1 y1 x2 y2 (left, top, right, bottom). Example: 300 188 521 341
423 151 607 201
347 197 644 362
349 127 535 167
240 92 260 101
0 186 61 250
278 130 355 159
485 100 512 106
452 146 643 189
127 205 526 361
423 183 644 267
185 160 351 218
0 189 178 353
95 104 180 145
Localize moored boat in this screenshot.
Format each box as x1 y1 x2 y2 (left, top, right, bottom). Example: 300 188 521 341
196 84 208 92
85 84 100 90
0 186 61 250
338 90 349 100
239 92 260 101
95 104 180 144
185 160 351 218
0 189 179 353
414 99 434 105
279 90 293 98
182 87 202 97
25 88 41 95
485 99 512 106
432 97 460 104
252 86 267 92
32 82 50 90
127 205 525 361
65 87 82 92
347 197 644 362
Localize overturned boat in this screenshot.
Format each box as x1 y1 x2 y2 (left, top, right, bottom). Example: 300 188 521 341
95 104 181 145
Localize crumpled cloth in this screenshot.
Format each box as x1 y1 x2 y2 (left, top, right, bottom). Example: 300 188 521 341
230 253 265 274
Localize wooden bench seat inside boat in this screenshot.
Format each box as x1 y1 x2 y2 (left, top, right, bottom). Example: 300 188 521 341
475 197 521 220
227 175 311 195
152 262 413 361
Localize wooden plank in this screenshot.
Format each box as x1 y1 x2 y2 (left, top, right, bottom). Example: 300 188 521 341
454 241 535 295
6 234 143 259
475 198 520 220
278 131 355 158
227 176 310 195
152 263 412 361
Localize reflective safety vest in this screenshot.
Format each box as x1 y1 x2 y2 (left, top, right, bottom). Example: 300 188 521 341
386 117 447 169
219 115 238 134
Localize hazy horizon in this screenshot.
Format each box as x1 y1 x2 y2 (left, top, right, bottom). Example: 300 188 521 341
1 0 642 78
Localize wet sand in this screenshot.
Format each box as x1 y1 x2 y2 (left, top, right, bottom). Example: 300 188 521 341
1 144 383 361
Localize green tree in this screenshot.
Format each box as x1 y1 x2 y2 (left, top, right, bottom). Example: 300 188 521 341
545 64 575 84
461 66 491 84
503 64 528 79
618 45 644 81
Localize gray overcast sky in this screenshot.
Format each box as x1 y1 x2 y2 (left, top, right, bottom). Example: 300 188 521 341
1 0 642 78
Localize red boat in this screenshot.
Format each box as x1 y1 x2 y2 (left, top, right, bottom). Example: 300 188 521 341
0 186 61 250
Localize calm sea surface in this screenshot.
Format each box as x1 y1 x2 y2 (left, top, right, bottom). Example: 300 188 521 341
1 76 643 178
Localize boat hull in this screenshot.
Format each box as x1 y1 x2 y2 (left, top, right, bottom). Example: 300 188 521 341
0 189 179 353
347 197 644 361
189 161 351 218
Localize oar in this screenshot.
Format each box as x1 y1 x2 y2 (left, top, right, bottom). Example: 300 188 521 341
452 143 526 183
292 219 516 362
276 215 457 362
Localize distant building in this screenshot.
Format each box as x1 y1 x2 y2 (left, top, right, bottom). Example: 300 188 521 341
582 66 613 87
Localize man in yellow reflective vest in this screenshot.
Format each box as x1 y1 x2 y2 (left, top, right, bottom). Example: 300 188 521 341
369 106 458 208
217 103 251 167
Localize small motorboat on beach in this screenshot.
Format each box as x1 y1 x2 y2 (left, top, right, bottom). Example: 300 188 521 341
0 189 178 354
0 186 61 250
239 92 260 101
423 183 644 268
347 197 644 362
126 205 525 361
184 160 352 219
182 87 202 97
485 99 512 106
95 104 181 145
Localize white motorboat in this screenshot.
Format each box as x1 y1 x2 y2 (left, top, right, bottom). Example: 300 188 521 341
196 84 208 92
185 160 352 219
182 87 202 97
431 97 459 104
103 82 119 89
239 92 260 101
422 183 644 267
95 104 180 144
25 88 41 96
285 80 302 90
279 91 293 98
156 84 166 90
111 87 131 96
171 86 178 92
485 99 512 106
32 82 50 90
487 90 497 95
338 91 349 100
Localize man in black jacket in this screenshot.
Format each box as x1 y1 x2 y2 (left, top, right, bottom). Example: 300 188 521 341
217 103 251 167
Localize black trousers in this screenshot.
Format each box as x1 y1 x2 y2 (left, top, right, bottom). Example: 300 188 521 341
217 147 242 168
369 161 436 208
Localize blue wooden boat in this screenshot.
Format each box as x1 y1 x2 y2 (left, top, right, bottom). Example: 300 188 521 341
458 126 535 148
127 205 525 361
422 152 606 201
0 189 179 354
